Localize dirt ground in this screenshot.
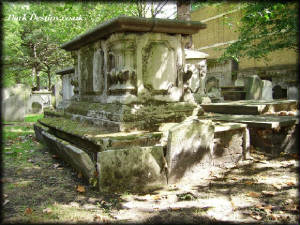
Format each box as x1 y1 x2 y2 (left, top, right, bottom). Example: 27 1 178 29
2 123 299 224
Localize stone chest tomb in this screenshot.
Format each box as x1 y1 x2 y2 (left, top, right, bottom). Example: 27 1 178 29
35 16 250 192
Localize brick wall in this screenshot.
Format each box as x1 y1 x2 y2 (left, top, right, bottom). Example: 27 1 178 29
191 3 298 71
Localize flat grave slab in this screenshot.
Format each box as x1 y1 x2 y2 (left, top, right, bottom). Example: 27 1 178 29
199 114 298 129
201 99 298 115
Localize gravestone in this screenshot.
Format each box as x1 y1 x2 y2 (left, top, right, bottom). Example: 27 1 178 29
245 75 263 100
27 90 52 113
234 78 244 87
183 49 209 103
31 102 43 114
56 67 74 109
261 80 273 100
2 84 27 122
287 82 299 100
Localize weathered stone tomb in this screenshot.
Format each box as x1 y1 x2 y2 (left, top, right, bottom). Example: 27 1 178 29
35 16 250 192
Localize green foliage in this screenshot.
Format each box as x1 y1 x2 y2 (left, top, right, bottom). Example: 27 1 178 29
3 2 140 88
220 2 299 62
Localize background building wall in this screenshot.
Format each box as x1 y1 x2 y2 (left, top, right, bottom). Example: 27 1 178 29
191 3 298 73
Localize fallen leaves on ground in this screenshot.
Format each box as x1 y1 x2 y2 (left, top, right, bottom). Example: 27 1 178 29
245 181 254 185
250 214 262 220
170 207 181 211
152 195 161 200
77 172 83 179
247 192 261 198
93 214 110 223
76 185 85 193
52 154 59 159
285 181 295 187
24 207 33 215
261 191 276 196
272 184 282 190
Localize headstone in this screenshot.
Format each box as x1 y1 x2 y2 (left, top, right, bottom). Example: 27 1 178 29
234 78 244 86
2 84 27 122
244 75 263 100
55 79 62 108
261 80 273 100
27 91 52 113
287 86 299 100
31 102 43 114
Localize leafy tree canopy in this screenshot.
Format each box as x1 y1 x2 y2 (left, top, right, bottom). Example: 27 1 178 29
220 2 299 62
2 2 140 88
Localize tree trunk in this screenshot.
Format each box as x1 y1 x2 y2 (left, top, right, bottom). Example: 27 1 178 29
177 0 193 49
177 0 191 21
47 70 51 91
36 70 40 91
32 66 40 91
33 44 40 90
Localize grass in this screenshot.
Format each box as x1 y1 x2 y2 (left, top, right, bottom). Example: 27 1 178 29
2 115 115 223
3 113 43 167
24 113 44 122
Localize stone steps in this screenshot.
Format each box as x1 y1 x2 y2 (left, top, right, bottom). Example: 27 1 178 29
36 117 163 160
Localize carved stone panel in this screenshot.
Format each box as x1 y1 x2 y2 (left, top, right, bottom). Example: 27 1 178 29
93 49 104 94
142 42 176 92
106 37 137 96
79 46 94 95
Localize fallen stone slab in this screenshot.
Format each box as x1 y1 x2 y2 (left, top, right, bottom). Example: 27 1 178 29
166 118 248 184
38 127 96 180
201 99 298 115
97 146 167 193
199 114 299 155
200 114 297 129
166 119 214 184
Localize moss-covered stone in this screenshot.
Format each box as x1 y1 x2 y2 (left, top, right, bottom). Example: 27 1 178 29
97 146 167 193
37 117 163 153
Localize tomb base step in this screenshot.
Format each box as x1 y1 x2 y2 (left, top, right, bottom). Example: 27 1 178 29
34 116 250 192
59 101 198 132
34 124 96 180
34 123 168 192
36 117 163 159
222 91 246 101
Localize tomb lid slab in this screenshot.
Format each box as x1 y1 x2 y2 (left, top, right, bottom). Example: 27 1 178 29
61 16 206 51
56 67 75 75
